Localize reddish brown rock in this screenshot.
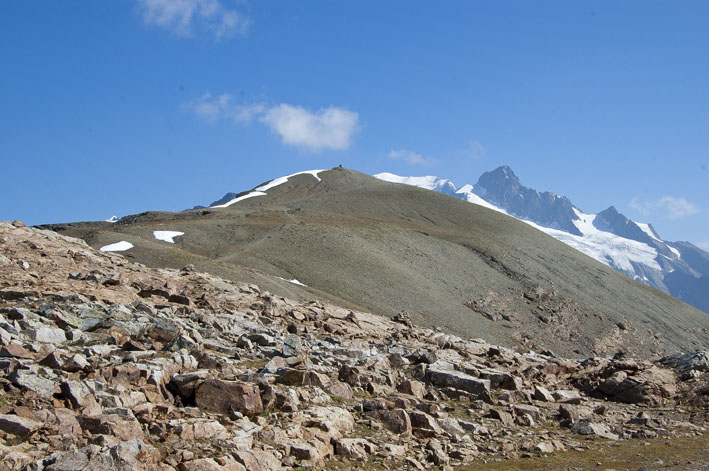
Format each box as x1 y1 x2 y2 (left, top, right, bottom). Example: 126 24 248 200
0 344 35 359
397 379 426 399
366 408 412 434
195 379 263 415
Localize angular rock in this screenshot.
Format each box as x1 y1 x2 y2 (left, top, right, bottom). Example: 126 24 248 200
61 380 93 409
0 414 41 436
397 379 426 399
179 459 245 471
570 418 620 440
232 449 282 471
437 417 465 436
553 389 583 404
282 334 303 356
9 369 56 399
78 414 144 441
410 410 443 437
489 408 514 426
534 442 555 453
23 325 66 343
533 385 555 402
426 368 491 400
366 408 411 434
195 379 263 415
336 438 376 461
0 344 35 359
513 404 543 423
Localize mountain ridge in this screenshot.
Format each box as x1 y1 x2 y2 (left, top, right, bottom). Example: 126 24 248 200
39 167 709 359
375 166 709 314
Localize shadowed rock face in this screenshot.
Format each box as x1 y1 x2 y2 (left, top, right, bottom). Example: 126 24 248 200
593 206 656 245
38 167 709 358
472 166 582 235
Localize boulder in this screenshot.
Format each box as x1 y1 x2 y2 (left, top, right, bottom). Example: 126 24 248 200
410 410 443 437
426 368 491 400
597 367 677 405
61 380 93 409
366 408 411 434
335 438 376 461
437 417 465 436
489 408 514 426
195 379 263 415
0 414 41 436
78 414 144 441
0 344 35 359
397 379 426 399
513 404 543 423
533 385 555 402
570 418 619 440
552 389 583 404
9 369 56 399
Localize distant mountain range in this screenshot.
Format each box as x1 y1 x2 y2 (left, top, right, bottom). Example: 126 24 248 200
376 166 709 314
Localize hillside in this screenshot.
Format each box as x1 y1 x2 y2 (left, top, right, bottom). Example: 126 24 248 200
41 167 709 358
377 166 709 314
1 221 707 470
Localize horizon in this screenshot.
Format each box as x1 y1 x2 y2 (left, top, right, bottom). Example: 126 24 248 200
1 1 707 248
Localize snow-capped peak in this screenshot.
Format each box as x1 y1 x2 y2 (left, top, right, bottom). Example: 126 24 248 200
374 173 457 195
373 167 709 313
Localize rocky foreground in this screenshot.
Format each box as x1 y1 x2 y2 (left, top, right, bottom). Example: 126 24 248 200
0 220 707 471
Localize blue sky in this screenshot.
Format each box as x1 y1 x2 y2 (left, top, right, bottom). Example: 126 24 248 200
1 1 707 248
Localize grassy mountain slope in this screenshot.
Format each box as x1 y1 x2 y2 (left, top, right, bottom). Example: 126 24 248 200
41 167 709 357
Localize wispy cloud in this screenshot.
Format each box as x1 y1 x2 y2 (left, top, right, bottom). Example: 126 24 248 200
696 241 709 252
181 93 264 123
464 140 486 160
387 149 436 166
629 196 701 220
136 0 250 40
183 95 359 151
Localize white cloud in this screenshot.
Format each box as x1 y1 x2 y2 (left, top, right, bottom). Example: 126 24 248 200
183 95 359 151
136 0 250 40
629 196 701 220
464 140 486 160
696 241 709 251
387 149 436 166
182 93 264 123
260 104 359 151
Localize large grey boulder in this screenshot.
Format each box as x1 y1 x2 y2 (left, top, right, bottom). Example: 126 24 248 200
426 367 490 399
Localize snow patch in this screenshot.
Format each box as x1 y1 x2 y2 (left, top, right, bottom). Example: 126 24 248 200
455 185 508 213
276 276 307 287
374 173 455 192
255 169 324 192
635 222 661 242
212 191 267 208
523 208 661 273
153 231 184 244
212 170 324 208
668 245 681 258
100 241 133 252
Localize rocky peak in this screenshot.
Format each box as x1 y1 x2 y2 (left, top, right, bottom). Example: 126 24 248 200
593 206 655 245
473 166 582 236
